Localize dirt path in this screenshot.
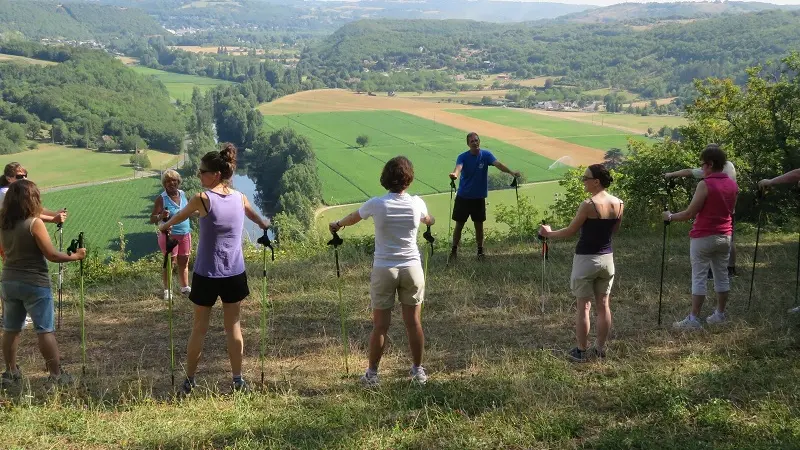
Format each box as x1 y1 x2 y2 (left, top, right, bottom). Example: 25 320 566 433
259 89 605 167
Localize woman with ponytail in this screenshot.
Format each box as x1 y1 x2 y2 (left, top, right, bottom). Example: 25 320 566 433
160 143 271 394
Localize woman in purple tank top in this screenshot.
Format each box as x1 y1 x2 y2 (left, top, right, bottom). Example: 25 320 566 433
539 164 624 362
160 143 270 394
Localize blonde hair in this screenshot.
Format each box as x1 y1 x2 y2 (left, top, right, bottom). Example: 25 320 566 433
161 169 182 187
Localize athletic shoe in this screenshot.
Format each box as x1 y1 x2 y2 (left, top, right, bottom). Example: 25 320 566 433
410 366 428 385
588 347 606 360
1 367 22 386
47 372 73 386
673 315 703 330
360 370 380 388
181 377 197 395
788 306 800 314
163 289 171 301
180 286 192 297
707 268 713 280
728 266 738 278
23 315 33 329
567 347 589 362
233 378 250 393
706 310 727 325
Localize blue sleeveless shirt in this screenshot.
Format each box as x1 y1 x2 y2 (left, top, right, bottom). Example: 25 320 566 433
161 190 190 235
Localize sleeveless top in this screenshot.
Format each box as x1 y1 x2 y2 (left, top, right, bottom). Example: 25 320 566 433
161 190 190 235
690 172 738 239
0 217 50 287
193 190 245 278
575 199 623 255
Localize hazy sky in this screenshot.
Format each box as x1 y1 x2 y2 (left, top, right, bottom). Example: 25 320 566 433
500 0 800 5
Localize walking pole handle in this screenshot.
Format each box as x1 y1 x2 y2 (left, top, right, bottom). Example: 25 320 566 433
450 178 456 190
257 227 277 261
327 231 344 248
423 225 435 245
56 207 66 229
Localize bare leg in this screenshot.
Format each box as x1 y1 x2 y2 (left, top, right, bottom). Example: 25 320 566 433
475 221 484 250
36 332 61 376
2 331 20 373
185 304 212 378
691 294 705 317
401 304 424 367
222 302 244 377
452 221 465 249
576 298 591 350
715 291 729 314
594 294 612 350
367 308 392 371
177 255 190 288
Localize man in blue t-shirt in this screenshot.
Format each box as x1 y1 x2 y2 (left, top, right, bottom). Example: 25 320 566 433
448 132 520 260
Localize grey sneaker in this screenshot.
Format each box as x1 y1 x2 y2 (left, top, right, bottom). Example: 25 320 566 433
1 367 22 386
233 378 250 393
410 366 428 385
567 347 589 363
788 306 800 314
673 315 703 330
360 370 380 388
47 372 73 386
706 311 727 325
181 377 197 395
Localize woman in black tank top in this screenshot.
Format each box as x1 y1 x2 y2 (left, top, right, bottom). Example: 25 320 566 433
539 164 623 363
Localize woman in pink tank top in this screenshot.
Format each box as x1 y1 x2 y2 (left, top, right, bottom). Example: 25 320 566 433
664 144 738 330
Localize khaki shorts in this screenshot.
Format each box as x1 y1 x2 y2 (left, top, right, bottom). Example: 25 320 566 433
690 235 731 295
370 265 425 310
570 253 615 299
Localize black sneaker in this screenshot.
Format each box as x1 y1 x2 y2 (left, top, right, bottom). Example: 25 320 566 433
567 347 589 363
728 266 737 278
707 268 713 280
181 377 197 395
1 367 22 386
233 378 251 393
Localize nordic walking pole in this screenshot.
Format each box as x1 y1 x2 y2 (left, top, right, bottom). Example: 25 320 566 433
161 227 179 386
448 178 456 246
68 232 86 375
57 209 65 330
511 176 521 237
747 189 765 310
422 225 435 316
327 231 348 374
538 220 549 313
256 228 276 386
658 180 674 326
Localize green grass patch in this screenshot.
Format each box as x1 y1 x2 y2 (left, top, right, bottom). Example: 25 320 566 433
14 144 178 189
129 66 232 101
42 177 162 259
316 181 563 236
263 110 566 205
449 108 649 151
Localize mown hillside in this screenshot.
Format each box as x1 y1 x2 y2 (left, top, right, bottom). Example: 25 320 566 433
0 0 165 41
302 10 800 98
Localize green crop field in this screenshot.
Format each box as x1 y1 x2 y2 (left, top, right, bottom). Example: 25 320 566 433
42 177 163 259
7 144 179 189
263 110 567 205
576 112 688 132
129 66 232 101
316 181 564 236
449 108 649 151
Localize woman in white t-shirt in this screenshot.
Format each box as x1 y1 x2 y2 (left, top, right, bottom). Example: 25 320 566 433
329 156 435 387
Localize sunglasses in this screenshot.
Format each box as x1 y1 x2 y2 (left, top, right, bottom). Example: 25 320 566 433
14 174 27 180
581 176 595 182
197 169 214 175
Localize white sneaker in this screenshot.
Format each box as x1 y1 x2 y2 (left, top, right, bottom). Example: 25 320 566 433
163 289 171 301
706 311 727 325
23 315 33 329
410 366 428 385
359 370 379 388
180 286 191 297
673 315 703 330
788 306 800 314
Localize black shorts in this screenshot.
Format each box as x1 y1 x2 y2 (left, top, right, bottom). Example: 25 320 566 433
189 272 250 307
452 196 486 223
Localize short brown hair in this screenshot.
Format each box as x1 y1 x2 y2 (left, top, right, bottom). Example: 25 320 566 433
1 162 23 187
700 143 726 172
380 156 414 193
0 179 42 230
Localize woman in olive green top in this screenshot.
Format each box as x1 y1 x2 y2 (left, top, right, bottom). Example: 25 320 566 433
0 180 85 386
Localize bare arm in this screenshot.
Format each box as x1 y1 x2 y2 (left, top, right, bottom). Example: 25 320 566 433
159 193 203 232
149 196 168 224
31 218 85 263
449 163 463 180
492 160 521 178
329 210 363 233
40 208 66 224
759 168 800 188
541 202 589 239
243 195 270 230
665 168 694 179
666 180 707 222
